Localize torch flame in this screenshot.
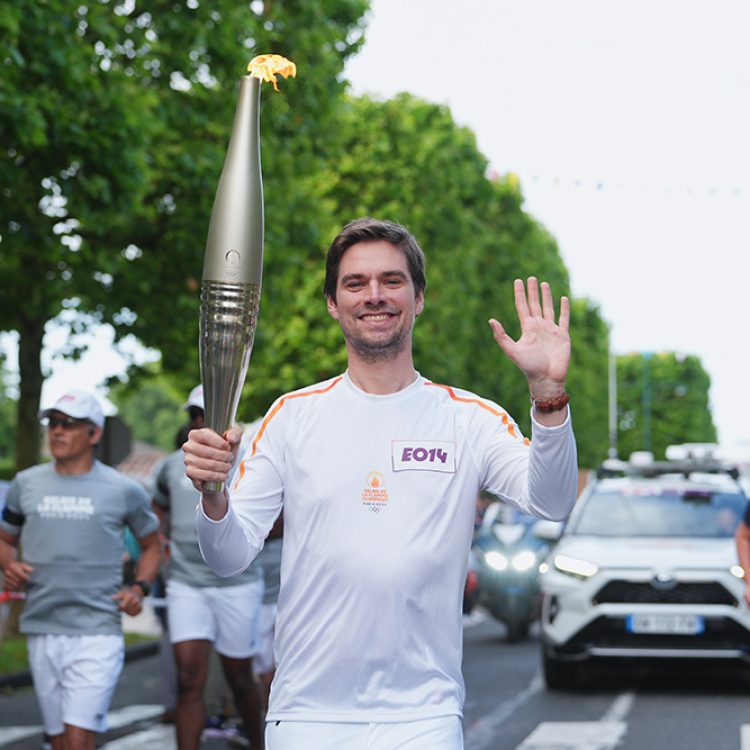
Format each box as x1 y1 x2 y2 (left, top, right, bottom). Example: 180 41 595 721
247 54 297 92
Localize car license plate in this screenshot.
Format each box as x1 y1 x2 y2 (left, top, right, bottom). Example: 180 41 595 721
626 613 704 635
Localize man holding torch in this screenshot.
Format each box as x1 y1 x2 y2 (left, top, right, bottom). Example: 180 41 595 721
183 217 578 749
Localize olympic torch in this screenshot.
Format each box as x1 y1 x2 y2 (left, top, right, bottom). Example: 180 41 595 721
199 55 296 492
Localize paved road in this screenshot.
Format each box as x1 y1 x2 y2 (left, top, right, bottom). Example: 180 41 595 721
3 609 750 749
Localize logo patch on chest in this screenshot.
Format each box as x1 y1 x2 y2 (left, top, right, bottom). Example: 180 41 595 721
391 441 456 473
362 472 389 512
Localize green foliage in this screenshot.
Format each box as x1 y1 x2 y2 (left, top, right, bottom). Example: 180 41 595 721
0 0 369 466
616 352 717 460
108 375 187 452
2 1 619 469
0 634 28 676
566 299 610 468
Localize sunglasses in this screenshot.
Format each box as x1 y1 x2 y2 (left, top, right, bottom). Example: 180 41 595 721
42 415 93 430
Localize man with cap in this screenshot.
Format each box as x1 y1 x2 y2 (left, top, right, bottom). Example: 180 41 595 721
0 389 161 750
152 386 265 750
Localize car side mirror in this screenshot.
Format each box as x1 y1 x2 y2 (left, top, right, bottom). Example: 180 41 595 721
532 519 563 542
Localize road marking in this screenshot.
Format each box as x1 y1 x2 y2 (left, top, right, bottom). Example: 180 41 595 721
0 727 40 746
514 721 627 750
601 691 635 722
512 690 634 750
464 673 544 750
0 705 163 748
106 704 163 729
740 724 750 750
101 724 175 749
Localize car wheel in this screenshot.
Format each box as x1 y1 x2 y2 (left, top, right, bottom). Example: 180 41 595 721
542 649 579 690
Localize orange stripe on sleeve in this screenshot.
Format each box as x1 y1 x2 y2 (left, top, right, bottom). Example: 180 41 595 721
424 381 526 442
233 376 344 491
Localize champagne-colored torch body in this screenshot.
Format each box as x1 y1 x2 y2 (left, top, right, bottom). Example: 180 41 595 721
199 75 263 492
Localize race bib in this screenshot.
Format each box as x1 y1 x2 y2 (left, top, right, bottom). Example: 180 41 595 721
391 441 456 473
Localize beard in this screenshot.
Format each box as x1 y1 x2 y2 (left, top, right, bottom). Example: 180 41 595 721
340 318 412 363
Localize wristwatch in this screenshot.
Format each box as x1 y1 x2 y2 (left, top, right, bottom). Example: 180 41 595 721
133 579 151 597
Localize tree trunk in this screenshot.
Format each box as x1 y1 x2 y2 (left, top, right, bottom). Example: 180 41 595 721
15 315 45 472
4 316 45 640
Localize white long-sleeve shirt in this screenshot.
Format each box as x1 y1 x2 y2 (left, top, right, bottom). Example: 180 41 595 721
197 372 577 723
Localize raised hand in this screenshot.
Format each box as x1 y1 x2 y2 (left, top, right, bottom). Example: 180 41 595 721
488 277 570 401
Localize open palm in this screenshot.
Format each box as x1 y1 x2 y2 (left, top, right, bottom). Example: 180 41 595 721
489 277 570 398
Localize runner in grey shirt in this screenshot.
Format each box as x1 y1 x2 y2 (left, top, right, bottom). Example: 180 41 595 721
3 460 158 634
151 387 264 750
0 390 161 750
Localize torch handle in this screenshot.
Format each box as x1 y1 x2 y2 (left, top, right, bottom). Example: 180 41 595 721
199 279 261 492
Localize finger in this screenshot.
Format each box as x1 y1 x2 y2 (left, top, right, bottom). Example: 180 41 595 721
513 279 530 324
184 458 232 485
224 426 244 446
540 282 555 321
558 296 570 331
183 436 234 466
489 319 517 358
189 427 232 450
526 277 542 317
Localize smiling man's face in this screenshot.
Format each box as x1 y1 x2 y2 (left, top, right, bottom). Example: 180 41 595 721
327 240 424 363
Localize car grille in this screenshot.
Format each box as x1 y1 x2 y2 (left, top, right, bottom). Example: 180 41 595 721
556 615 750 655
592 580 738 607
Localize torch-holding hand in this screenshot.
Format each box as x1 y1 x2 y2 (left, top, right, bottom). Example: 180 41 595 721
183 426 244 517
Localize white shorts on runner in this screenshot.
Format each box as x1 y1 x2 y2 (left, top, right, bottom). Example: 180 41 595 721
265 716 463 750
27 633 124 736
253 602 277 675
167 578 263 658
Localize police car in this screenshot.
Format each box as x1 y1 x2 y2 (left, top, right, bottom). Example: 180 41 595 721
536 452 750 689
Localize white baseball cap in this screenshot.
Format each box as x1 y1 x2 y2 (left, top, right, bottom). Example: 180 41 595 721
184 385 205 411
39 390 105 429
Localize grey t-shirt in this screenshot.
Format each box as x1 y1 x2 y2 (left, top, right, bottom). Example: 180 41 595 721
0 460 159 635
255 536 282 605
153 451 260 588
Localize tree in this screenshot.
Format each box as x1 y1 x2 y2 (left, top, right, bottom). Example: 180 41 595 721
616 352 717 460
1 0 369 470
107 373 186 452
565 299 610 469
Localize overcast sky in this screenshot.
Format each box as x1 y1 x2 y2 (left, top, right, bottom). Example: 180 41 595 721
9 0 750 448
345 0 750 446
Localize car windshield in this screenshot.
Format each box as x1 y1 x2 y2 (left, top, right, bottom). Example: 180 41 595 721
571 487 746 538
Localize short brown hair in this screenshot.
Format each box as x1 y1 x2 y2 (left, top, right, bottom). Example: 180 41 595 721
323 217 426 303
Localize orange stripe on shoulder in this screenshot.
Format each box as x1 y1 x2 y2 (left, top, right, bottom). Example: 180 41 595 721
233 376 344 490
424 381 525 442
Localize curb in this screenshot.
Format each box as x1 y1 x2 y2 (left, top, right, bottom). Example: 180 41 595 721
0 639 160 691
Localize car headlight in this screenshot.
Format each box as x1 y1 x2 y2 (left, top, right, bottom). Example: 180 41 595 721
553 553 599 579
485 551 508 571
730 564 745 579
511 550 537 572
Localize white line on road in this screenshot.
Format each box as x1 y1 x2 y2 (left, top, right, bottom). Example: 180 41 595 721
740 724 750 750
601 691 635 723
0 727 40 746
105 704 164 730
100 724 176 749
512 690 634 750
0 705 163 748
464 673 544 750
514 721 627 750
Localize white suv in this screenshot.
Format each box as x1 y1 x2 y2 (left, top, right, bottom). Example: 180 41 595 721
537 458 750 689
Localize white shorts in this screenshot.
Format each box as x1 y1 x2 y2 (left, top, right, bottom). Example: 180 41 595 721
253 602 277 674
167 578 263 658
27 633 124 735
265 716 463 750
